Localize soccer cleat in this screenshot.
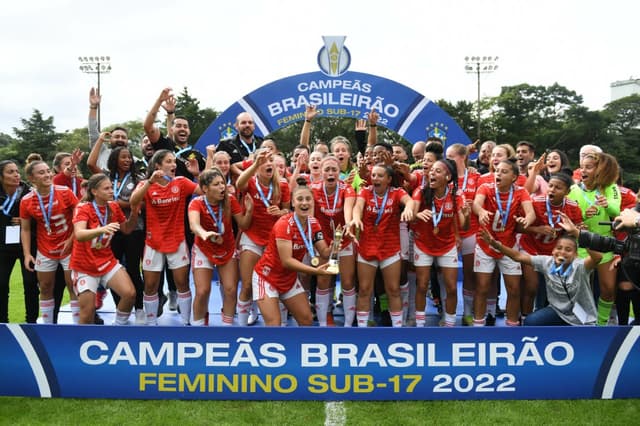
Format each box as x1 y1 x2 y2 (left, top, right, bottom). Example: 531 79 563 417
485 314 496 326
462 315 474 326
168 291 178 311
93 313 104 325
157 293 167 318
135 309 145 325
247 307 259 326
326 312 335 327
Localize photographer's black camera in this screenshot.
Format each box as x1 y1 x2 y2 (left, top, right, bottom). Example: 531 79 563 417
578 222 640 287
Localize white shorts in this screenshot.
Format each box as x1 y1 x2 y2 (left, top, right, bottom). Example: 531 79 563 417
191 245 235 270
72 263 122 295
252 271 306 301
399 222 410 261
35 251 70 272
142 241 190 272
460 234 476 256
239 233 265 256
414 245 459 268
473 244 522 275
357 252 401 269
338 241 354 258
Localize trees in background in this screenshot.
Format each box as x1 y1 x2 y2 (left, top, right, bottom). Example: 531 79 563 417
3 84 639 188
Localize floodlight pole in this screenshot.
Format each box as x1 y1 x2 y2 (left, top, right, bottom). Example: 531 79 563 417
464 56 498 141
78 56 112 131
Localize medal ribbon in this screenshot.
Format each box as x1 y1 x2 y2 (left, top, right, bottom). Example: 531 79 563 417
36 186 54 233
495 185 514 230
204 197 224 236
432 187 449 230
113 172 131 200
92 201 108 247
256 178 273 208
373 188 389 227
294 214 316 258
1 190 19 217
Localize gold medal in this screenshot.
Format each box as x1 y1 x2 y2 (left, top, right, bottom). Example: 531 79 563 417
311 256 320 267
95 242 102 249
433 226 439 235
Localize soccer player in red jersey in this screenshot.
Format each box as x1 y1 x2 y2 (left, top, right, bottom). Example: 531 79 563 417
130 149 202 325
253 182 336 326
473 159 535 326
20 160 80 323
236 149 291 325
412 159 469 327
188 168 253 326
310 155 357 326
70 174 140 324
446 143 482 326
519 172 583 318
349 164 415 327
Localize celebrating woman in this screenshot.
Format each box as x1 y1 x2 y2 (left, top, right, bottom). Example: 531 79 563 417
253 181 335 326
20 160 79 323
349 164 415 327
310 156 357 326
412 159 469 327
188 168 252 326
236 149 290 325
567 152 621 325
130 149 201 325
472 159 535 326
70 174 139 324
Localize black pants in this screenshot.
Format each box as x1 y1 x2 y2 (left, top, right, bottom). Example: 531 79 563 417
0 251 39 323
110 230 145 309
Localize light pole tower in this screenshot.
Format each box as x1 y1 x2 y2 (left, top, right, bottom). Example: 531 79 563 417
464 56 498 141
78 56 112 131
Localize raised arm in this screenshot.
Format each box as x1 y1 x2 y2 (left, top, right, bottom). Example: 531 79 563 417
299 104 318 147
87 132 109 175
480 228 533 265
88 87 100 148
144 87 173 144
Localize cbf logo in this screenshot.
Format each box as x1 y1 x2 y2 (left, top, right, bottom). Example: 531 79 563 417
317 36 351 77
218 121 236 141
426 122 448 144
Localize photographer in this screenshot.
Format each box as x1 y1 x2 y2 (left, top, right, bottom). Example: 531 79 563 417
479 213 602 326
614 206 640 325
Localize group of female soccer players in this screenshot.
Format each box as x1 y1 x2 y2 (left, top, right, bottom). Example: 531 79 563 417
2 119 638 328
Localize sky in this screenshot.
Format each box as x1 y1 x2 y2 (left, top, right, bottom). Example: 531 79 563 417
1 0 638 136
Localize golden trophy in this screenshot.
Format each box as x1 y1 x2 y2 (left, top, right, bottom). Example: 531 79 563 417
327 225 343 274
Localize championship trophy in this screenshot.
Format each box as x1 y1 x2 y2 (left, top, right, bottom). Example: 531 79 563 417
327 225 343 274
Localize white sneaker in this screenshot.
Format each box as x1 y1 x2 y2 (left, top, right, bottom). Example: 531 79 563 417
248 307 259 326
168 291 178 311
135 309 146 325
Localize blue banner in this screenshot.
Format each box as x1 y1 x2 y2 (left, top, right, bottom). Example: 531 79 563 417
194 71 471 153
1 324 639 400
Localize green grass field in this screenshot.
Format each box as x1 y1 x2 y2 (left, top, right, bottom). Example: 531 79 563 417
2 264 639 425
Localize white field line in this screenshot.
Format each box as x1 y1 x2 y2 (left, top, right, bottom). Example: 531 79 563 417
324 401 346 426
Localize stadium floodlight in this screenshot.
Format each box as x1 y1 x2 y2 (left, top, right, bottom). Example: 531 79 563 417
464 55 499 140
78 55 112 131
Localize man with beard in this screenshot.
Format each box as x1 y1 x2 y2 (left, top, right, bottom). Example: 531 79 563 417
144 87 206 181
144 87 206 315
217 112 264 175
468 140 495 175
88 87 130 170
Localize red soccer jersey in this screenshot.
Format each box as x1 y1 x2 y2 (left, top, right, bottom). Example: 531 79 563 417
139 176 197 253
408 169 427 194
519 196 583 255
412 187 464 256
357 186 409 261
189 194 242 265
70 201 125 275
254 213 323 292
243 176 291 246
19 185 78 259
52 173 85 199
615 185 638 242
475 183 531 258
457 169 481 238
311 181 356 249
478 172 526 187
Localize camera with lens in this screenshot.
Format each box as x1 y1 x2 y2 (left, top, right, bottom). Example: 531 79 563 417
578 220 640 287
